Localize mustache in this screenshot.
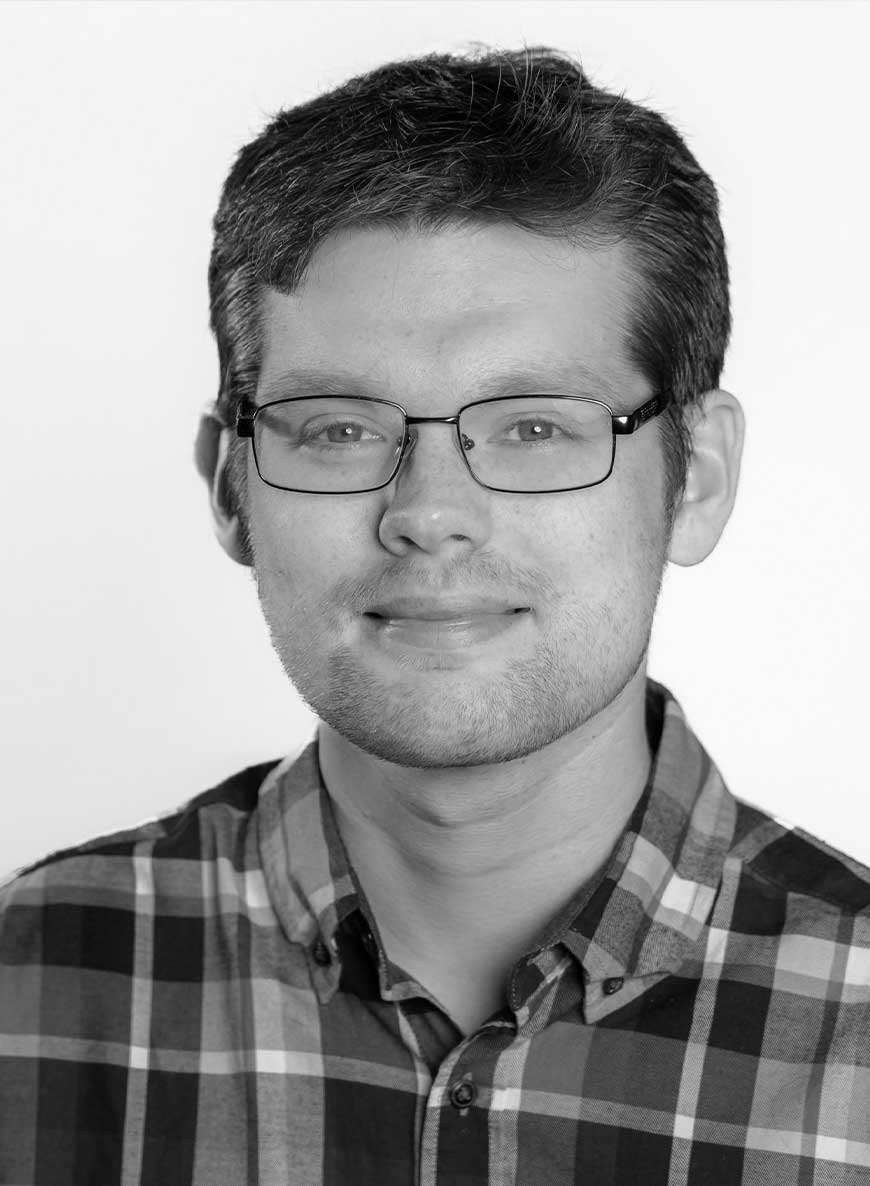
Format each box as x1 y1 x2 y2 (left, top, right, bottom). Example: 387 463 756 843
336 556 554 611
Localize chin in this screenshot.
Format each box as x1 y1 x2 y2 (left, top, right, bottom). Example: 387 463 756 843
280 631 647 771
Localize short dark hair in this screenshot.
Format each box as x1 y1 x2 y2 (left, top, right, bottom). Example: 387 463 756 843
209 45 730 525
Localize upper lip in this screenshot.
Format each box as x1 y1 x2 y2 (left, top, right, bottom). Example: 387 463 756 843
366 598 530 620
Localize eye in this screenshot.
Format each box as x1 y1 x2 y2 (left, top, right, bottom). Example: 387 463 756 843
298 419 384 446
502 416 567 443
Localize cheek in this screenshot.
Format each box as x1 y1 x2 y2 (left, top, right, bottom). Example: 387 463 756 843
608 438 670 560
544 469 667 595
249 494 368 616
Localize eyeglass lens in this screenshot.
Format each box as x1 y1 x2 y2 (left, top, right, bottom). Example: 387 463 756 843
253 397 615 493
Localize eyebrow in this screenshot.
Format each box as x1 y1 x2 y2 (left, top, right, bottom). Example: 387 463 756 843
258 360 627 405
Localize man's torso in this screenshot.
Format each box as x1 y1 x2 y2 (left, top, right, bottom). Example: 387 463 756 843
2 688 869 1185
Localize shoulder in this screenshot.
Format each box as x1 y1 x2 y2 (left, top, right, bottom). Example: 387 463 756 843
730 794 870 916
0 759 283 1173
0 758 282 948
717 796 870 1017
717 799 870 1117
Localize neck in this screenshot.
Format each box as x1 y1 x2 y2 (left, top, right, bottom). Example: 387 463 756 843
317 668 652 994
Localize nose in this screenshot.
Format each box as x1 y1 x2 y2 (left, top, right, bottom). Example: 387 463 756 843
377 422 493 556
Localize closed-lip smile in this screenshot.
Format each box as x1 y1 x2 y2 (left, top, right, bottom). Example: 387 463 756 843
365 599 531 621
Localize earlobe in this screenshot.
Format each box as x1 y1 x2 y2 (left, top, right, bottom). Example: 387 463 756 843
194 412 253 568
668 389 745 568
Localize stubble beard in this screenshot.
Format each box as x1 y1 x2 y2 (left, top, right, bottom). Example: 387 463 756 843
257 585 661 771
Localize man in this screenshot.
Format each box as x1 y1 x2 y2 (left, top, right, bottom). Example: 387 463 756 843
1 45 868 1186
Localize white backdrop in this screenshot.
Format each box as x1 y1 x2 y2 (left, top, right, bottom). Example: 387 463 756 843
1 0 868 880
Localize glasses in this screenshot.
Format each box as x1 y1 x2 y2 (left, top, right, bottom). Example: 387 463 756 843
235 391 671 495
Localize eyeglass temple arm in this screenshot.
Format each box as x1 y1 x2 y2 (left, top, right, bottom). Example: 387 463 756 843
236 404 255 438
202 400 240 433
611 391 672 435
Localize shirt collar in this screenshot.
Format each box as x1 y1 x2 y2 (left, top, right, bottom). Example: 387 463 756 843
257 741 358 953
256 680 736 1009
559 681 736 1003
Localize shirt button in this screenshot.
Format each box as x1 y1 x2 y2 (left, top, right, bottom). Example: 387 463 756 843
312 939 331 966
450 1079 476 1109
603 976 624 996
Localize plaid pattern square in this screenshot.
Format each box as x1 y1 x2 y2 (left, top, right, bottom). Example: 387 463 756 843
2 684 869 1185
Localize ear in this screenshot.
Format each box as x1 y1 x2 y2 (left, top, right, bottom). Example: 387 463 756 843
668 389 745 567
194 412 253 567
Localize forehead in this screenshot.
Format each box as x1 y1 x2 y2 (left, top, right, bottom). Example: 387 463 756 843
257 224 643 401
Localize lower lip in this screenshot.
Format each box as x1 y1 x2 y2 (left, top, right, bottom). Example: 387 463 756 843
363 611 530 651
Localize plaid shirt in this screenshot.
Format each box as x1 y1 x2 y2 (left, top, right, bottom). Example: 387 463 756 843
2 682 869 1186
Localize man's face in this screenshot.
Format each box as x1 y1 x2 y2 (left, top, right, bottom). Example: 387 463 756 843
245 224 671 769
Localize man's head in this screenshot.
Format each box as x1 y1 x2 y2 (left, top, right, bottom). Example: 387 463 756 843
196 46 743 770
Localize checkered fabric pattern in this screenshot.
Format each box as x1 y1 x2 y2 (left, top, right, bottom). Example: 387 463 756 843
2 681 869 1185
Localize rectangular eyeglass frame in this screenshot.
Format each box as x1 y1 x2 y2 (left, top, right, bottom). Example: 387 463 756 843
234 391 672 495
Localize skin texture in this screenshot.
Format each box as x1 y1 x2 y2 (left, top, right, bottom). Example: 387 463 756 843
202 223 744 1032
